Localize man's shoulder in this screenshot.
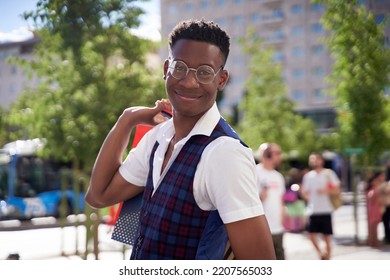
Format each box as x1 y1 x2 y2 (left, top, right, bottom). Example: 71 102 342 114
201 136 254 166
204 135 246 151
302 170 318 183
303 170 315 177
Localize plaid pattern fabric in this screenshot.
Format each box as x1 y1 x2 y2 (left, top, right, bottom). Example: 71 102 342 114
130 117 246 259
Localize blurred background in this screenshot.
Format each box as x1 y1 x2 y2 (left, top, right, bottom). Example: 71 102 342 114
0 0 389 260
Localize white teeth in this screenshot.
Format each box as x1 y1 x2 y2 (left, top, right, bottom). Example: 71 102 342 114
177 93 199 100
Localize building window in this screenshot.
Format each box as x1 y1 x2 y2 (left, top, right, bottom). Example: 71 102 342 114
311 23 323 33
292 90 305 102
376 14 385 24
217 0 226 5
233 15 244 24
168 5 178 14
312 66 325 76
313 88 326 100
216 18 227 28
0 50 9 60
311 44 325 54
291 4 304 15
273 8 283 19
200 0 209 9
272 29 284 40
292 47 304 58
272 50 284 62
293 68 305 79
251 12 261 22
292 26 304 36
311 3 325 12
184 3 193 12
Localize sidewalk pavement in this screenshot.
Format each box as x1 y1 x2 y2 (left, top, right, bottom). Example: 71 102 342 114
4 224 388 260
37 229 390 260
1 204 389 260
284 231 390 260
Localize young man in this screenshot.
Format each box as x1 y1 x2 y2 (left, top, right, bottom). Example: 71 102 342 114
85 19 275 260
302 153 341 260
256 143 286 260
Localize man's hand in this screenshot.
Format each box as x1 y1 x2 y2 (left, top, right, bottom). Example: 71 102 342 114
85 99 172 208
120 99 172 128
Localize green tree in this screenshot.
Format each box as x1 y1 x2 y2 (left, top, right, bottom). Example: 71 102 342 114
0 107 8 147
7 0 164 171
317 0 390 164
237 33 324 161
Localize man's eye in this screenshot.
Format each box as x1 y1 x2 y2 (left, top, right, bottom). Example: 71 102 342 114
198 69 213 76
175 66 187 72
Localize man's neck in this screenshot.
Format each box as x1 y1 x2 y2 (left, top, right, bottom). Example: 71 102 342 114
172 114 201 143
314 167 324 173
262 162 274 171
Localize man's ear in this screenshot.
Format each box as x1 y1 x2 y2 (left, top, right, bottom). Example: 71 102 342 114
217 69 229 91
163 59 169 80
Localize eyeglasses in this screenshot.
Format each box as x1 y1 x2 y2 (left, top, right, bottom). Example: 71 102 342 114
167 59 223 84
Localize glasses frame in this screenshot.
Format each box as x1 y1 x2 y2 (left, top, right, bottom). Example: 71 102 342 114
167 59 224 84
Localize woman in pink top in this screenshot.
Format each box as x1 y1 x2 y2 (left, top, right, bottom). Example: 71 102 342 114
366 172 385 247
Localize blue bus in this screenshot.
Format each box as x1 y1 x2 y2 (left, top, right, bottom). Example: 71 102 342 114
0 139 85 220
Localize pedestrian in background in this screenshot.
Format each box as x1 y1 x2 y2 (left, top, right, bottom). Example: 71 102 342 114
365 171 386 247
256 143 286 260
378 180 390 245
284 168 307 233
301 152 341 260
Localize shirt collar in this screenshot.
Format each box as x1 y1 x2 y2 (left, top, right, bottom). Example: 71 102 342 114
189 102 221 137
156 103 221 143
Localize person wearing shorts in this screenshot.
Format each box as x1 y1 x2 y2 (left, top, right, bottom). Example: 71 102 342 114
302 153 340 260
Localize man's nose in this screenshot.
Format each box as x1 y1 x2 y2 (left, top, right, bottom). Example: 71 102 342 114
179 69 200 88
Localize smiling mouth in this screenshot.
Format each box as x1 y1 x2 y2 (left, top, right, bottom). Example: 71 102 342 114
176 92 201 100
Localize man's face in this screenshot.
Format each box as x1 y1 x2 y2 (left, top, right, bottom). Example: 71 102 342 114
163 39 229 119
309 154 324 169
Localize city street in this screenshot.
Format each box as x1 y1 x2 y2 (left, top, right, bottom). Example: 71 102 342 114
0 203 389 260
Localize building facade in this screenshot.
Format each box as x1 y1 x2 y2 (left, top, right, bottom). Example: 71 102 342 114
160 0 390 131
0 36 40 109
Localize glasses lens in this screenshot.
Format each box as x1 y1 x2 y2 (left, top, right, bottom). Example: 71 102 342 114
196 65 216 84
168 60 220 84
169 60 187 80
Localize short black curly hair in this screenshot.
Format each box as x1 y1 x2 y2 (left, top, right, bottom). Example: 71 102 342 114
168 19 230 64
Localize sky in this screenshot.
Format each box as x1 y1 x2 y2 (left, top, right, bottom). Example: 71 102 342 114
0 0 161 43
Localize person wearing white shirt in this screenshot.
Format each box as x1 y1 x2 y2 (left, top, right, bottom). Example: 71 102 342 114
256 143 286 260
302 153 341 260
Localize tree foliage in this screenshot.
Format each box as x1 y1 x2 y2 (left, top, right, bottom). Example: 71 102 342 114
6 0 164 171
236 32 325 161
317 0 390 164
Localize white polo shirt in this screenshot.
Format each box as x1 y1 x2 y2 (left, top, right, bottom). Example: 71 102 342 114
302 168 341 215
119 103 264 224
